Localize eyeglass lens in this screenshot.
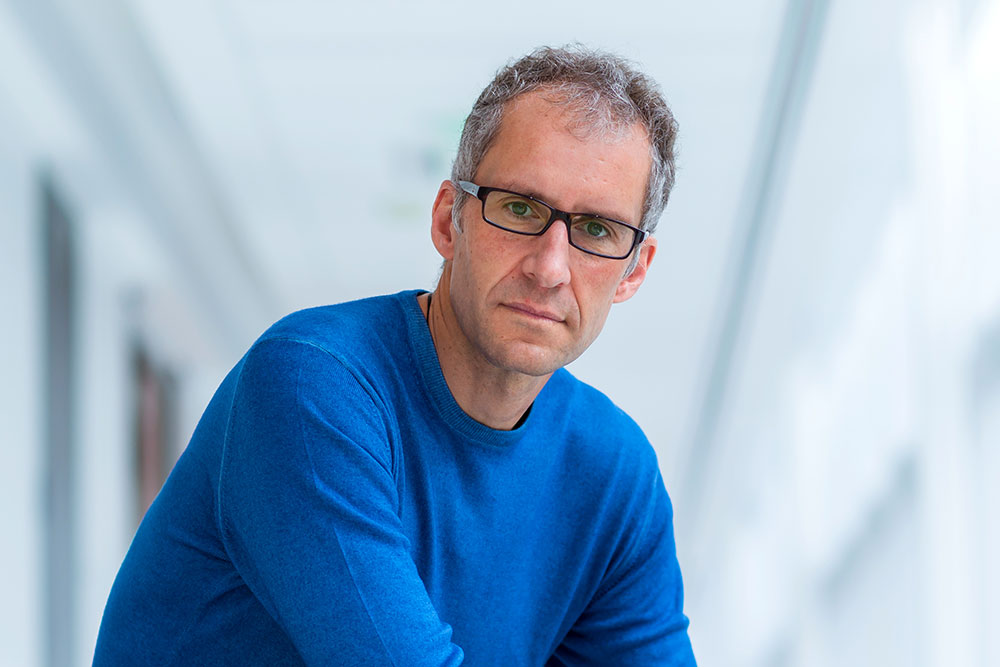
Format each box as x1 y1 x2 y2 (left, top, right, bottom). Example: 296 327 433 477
482 190 636 258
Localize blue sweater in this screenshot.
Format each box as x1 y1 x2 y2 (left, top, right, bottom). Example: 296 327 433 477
95 290 695 665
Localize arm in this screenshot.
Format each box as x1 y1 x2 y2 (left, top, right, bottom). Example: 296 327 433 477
549 470 696 666
219 337 463 665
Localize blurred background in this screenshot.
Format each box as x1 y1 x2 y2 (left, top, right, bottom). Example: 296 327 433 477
2 0 998 664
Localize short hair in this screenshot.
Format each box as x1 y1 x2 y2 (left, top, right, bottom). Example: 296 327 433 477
451 45 679 240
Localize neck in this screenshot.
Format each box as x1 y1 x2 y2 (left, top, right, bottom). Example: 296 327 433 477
420 270 550 431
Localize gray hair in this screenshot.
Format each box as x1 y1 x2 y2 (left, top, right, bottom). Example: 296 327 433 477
451 45 679 249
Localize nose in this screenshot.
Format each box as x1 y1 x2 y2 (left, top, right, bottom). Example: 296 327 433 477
521 218 572 288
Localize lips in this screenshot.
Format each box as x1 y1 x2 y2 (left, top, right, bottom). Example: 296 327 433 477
503 302 565 322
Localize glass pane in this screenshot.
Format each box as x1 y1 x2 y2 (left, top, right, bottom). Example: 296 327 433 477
569 217 633 256
484 191 549 232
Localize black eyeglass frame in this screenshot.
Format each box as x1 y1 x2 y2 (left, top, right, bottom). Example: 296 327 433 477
456 180 649 260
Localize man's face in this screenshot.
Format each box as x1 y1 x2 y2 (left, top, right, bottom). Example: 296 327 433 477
432 92 657 378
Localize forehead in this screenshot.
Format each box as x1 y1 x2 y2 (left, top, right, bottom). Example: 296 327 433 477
476 92 651 222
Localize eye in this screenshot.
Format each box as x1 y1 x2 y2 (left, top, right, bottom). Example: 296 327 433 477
506 200 533 217
583 220 609 238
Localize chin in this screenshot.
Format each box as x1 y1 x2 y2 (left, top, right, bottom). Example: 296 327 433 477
485 339 579 378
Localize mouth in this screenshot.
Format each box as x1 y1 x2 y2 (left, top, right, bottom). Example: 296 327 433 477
503 302 565 323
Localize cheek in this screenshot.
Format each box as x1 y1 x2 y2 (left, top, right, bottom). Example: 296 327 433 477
451 242 504 307
575 272 622 322
467 237 526 290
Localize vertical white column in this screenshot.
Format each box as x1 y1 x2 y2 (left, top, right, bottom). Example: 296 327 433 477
907 3 981 665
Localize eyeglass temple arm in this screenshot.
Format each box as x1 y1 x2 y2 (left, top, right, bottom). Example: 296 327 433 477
457 180 480 198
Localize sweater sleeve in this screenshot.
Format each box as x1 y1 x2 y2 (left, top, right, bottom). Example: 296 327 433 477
218 337 464 666
549 467 696 666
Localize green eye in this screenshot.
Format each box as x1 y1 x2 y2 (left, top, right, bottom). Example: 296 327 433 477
584 220 609 238
507 201 531 216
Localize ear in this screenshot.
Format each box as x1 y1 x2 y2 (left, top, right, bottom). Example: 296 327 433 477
613 237 657 303
430 180 459 261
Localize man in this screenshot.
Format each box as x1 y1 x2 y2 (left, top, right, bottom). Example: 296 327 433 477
95 45 696 665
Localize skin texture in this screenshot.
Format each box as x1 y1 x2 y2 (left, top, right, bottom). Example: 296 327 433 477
425 92 657 430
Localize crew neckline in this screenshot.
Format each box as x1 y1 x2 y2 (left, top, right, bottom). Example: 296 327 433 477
400 290 533 447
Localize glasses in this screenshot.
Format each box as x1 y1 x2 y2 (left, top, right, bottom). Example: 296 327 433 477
457 180 648 260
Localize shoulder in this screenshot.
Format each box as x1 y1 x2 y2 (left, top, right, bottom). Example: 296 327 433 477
538 370 672 537
245 290 419 382
224 293 423 473
540 369 663 493
232 290 423 426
